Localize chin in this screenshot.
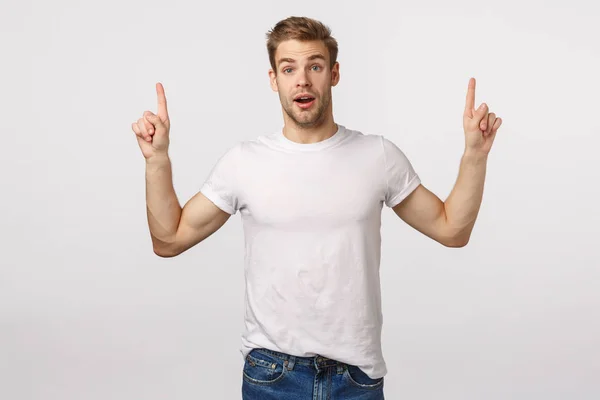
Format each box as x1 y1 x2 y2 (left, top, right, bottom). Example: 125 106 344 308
297 117 324 128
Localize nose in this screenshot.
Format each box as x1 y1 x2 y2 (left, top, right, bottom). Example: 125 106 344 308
296 70 311 88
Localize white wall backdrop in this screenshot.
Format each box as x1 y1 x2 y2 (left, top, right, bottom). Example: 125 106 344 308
2 0 599 399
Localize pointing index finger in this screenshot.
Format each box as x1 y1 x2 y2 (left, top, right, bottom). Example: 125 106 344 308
156 82 169 120
464 77 476 117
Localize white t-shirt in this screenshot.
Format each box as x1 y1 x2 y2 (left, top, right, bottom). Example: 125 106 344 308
200 124 421 379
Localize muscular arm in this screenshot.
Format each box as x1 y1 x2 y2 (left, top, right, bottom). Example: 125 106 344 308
146 155 231 258
393 150 488 247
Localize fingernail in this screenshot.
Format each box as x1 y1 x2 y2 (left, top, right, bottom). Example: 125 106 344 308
479 104 485 110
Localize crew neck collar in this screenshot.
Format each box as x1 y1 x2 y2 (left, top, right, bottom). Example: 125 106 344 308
274 124 347 152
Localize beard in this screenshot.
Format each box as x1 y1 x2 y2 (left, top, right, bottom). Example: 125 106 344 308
280 88 331 129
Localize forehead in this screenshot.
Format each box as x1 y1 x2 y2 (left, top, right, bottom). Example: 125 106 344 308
275 40 329 65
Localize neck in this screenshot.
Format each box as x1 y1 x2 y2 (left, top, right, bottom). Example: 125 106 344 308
282 112 338 144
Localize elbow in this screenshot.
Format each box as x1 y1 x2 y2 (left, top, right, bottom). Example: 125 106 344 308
440 229 470 247
443 234 470 248
445 239 469 248
154 247 178 258
152 238 180 258
439 222 472 248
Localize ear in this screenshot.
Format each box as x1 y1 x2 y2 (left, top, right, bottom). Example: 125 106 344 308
268 68 278 92
331 62 340 87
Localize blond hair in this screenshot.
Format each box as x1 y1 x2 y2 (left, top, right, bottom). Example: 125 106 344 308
266 16 339 72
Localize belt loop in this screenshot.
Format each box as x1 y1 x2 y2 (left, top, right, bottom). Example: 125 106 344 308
285 355 296 371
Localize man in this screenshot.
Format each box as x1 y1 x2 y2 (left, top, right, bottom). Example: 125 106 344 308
131 16 502 400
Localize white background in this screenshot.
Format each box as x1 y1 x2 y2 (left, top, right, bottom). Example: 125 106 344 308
2 0 599 399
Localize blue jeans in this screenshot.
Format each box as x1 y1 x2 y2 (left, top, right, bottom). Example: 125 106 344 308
242 347 385 399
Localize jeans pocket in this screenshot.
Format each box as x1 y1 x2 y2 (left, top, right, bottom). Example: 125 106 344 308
242 349 287 386
344 364 384 389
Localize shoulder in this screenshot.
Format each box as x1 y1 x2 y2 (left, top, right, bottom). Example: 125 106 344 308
342 127 386 148
376 134 411 160
217 133 270 158
355 131 415 170
240 130 283 153
345 128 406 155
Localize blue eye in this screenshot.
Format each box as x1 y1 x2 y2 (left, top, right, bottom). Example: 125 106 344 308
311 65 321 71
283 68 292 73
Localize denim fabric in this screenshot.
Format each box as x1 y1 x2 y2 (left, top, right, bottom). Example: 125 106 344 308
242 348 384 399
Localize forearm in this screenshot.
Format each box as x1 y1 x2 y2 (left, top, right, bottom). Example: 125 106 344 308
443 150 489 244
145 154 182 249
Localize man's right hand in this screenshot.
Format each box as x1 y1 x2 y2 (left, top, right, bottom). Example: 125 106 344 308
132 82 171 160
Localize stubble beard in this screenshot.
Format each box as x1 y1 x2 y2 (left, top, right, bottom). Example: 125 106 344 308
281 89 331 130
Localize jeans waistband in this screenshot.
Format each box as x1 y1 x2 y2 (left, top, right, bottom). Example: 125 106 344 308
253 347 347 369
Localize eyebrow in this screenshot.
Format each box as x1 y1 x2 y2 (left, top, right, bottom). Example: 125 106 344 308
277 54 327 66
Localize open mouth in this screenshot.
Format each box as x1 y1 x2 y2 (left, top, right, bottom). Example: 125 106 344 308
294 96 315 104
294 96 316 109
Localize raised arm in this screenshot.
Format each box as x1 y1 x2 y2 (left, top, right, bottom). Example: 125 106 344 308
392 78 502 247
145 155 232 258
132 83 232 258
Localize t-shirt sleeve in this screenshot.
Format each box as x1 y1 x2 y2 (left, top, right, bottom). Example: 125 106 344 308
381 136 421 208
199 144 241 215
